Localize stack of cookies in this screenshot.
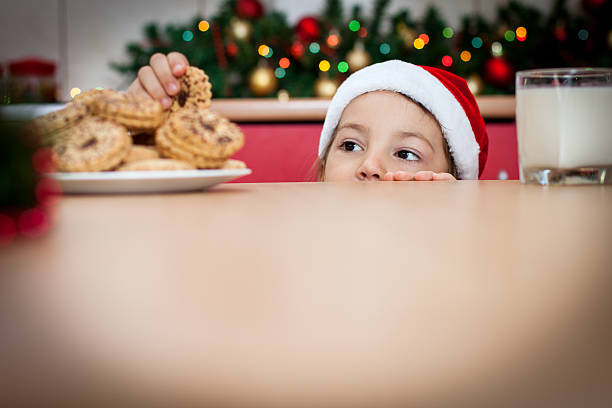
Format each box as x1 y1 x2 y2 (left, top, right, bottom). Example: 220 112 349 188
24 67 246 172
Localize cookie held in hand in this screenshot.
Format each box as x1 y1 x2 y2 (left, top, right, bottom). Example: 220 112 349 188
171 66 213 112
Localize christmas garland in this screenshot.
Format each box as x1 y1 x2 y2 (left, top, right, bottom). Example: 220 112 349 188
111 0 612 98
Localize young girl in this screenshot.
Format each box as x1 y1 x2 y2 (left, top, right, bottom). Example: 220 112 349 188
129 54 488 181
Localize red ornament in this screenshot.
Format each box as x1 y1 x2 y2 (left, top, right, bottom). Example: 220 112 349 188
484 57 514 88
289 41 305 59
226 43 239 57
235 0 263 20
582 0 607 11
295 17 321 42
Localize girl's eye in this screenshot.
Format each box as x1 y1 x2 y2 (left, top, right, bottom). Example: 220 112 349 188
340 141 363 152
396 150 420 161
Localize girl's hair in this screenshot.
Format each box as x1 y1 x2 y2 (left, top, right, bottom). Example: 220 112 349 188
314 93 458 181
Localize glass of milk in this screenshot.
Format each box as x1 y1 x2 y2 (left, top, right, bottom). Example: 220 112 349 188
516 68 612 185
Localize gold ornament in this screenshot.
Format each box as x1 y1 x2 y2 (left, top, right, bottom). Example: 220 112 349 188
397 22 417 46
231 18 252 41
248 65 278 96
346 42 371 73
314 77 338 99
467 73 484 96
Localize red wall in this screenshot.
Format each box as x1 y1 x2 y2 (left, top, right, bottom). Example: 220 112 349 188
231 122 518 183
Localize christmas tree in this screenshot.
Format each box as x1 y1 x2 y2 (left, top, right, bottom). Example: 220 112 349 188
111 0 612 98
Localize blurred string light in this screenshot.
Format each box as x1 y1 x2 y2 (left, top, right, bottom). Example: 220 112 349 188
70 87 81 98
319 59 331 72
491 41 503 56
442 55 453 67
413 38 425 49
504 30 516 41
358 27 368 38
349 20 360 32
516 26 527 41
274 67 286 79
94 86 104 91
327 34 339 47
198 20 210 32
338 61 349 73
182 30 194 42
419 33 430 44
279 57 290 69
309 42 320 54
442 27 454 39
460 50 472 62
472 36 483 48
578 29 589 40
379 43 391 54
258 44 273 58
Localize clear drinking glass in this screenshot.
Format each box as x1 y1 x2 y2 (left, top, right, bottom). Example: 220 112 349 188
516 68 612 185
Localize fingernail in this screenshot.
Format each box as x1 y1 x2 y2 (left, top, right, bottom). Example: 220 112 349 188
161 97 172 109
174 64 184 74
168 82 178 93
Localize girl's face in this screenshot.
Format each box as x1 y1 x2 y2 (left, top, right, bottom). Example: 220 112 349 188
323 91 450 181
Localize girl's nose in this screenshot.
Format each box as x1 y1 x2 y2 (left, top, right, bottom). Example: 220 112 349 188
357 155 385 181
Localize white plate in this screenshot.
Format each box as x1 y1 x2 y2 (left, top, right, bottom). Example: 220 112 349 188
47 169 252 194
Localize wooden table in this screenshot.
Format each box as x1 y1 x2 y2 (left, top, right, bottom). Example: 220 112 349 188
1 181 611 407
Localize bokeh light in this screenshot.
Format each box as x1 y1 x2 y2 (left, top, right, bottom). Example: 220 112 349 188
472 36 483 48
504 30 516 41
182 30 194 42
419 33 430 44
491 41 503 56
413 38 425 49
258 44 270 56
442 27 454 39
578 29 589 40
349 20 361 32
70 88 81 98
379 43 391 54
441 55 453 67
309 42 320 54
327 34 339 47
460 50 472 62
516 26 527 38
319 60 331 72
279 57 290 69
274 67 286 79
338 61 349 73
358 27 368 38
198 20 210 32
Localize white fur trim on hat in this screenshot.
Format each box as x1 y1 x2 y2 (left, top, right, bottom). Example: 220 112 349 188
319 60 480 180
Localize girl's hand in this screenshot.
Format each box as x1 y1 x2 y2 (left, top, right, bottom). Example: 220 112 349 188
383 171 456 181
127 52 189 110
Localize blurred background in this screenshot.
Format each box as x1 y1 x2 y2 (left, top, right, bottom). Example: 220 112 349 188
1 0 611 102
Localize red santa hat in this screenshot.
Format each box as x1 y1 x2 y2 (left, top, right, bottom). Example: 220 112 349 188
319 60 489 179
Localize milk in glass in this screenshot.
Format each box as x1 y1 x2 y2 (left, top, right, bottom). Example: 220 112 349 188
517 87 612 169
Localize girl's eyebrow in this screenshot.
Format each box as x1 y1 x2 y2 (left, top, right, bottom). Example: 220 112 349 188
336 122 368 133
395 131 434 151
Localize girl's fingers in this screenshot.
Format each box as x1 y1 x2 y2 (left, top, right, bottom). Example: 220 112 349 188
392 171 414 181
432 172 456 181
127 79 150 99
137 66 172 109
168 52 189 76
149 53 180 97
414 171 435 181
